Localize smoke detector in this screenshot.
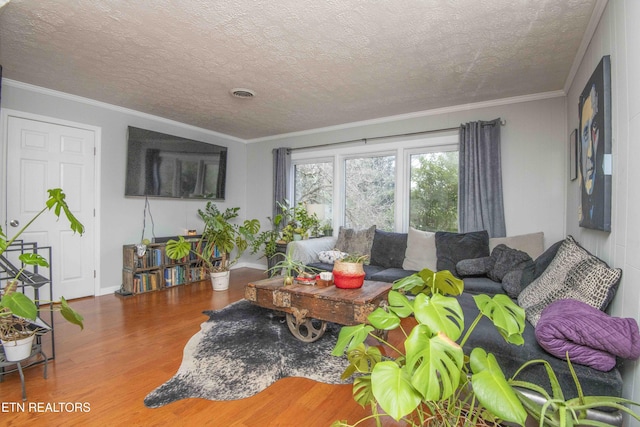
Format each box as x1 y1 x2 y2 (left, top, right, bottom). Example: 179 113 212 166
230 88 256 99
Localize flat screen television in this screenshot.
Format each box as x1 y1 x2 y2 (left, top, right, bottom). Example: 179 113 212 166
125 126 227 199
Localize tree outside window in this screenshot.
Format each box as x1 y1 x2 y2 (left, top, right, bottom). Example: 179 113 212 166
293 161 333 226
345 155 395 230
409 151 458 232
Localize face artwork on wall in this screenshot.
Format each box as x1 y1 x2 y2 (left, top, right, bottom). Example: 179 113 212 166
578 55 612 232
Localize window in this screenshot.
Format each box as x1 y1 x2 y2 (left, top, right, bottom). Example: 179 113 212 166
293 160 333 225
290 133 458 232
409 150 458 232
344 155 395 230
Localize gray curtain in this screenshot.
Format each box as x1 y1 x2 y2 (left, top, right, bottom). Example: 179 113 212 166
458 119 506 237
272 147 290 219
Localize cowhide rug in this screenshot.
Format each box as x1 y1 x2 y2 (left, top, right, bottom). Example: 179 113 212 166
144 299 350 408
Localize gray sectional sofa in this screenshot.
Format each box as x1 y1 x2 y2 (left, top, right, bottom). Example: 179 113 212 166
288 227 629 425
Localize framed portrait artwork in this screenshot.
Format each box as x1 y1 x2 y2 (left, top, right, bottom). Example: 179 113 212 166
578 55 612 232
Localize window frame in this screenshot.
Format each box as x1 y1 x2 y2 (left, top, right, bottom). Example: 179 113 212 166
290 133 458 232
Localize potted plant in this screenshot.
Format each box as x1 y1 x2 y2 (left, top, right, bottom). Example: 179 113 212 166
321 222 333 237
265 250 311 286
276 200 321 242
165 202 260 291
0 189 84 361
331 268 640 426
332 254 368 289
251 215 288 276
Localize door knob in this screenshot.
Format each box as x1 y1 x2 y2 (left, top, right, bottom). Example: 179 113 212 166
9 219 19 227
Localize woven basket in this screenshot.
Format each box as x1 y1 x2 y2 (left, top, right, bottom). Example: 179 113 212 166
332 261 365 289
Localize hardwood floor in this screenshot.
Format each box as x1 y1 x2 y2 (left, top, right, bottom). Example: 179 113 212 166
0 268 404 427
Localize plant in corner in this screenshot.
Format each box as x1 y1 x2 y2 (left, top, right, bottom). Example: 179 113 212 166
331 268 640 426
165 202 260 290
0 189 85 360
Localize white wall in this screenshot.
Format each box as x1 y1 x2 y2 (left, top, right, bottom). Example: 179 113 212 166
565 0 640 421
0 81 248 294
245 95 569 266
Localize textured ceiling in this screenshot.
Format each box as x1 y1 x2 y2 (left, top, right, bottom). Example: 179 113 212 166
0 0 596 140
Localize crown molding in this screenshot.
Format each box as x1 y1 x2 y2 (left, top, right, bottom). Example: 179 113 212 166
3 79 246 144
248 90 565 144
563 0 609 93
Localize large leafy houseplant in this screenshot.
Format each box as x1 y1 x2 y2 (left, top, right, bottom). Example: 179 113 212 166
331 268 640 426
0 189 85 344
165 202 260 273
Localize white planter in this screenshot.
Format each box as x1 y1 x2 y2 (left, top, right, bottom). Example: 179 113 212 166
210 270 230 291
1 334 36 362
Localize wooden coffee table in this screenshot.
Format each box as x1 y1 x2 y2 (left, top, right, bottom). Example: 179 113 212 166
245 277 393 342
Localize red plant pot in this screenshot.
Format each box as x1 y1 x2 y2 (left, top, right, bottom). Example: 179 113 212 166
333 261 366 289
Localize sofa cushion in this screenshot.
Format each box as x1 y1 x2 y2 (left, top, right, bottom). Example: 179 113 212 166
369 267 416 283
456 256 493 277
487 244 533 283
362 264 386 280
435 230 490 278
519 239 563 288
335 225 376 258
370 230 408 269
489 231 544 259
461 276 504 295
402 227 437 272
501 269 527 298
458 293 622 401
517 236 622 326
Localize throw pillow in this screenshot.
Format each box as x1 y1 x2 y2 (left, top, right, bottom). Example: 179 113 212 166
501 269 526 298
487 244 533 283
489 232 545 259
456 256 493 277
369 230 408 269
335 225 376 258
402 227 437 271
519 239 564 289
517 236 622 326
435 230 490 278
318 250 347 264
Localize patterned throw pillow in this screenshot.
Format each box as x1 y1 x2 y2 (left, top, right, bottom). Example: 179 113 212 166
517 236 622 326
335 225 376 258
318 250 347 264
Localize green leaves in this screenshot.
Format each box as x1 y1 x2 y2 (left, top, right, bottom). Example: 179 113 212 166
371 361 423 421
474 294 525 345
332 324 373 357
392 268 464 296
0 291 38 320
470 348 528 425
413 293 464 340
46 188 85 235
165 236 192 260
405 327 464 402
18 252 49 268
60 297 84 329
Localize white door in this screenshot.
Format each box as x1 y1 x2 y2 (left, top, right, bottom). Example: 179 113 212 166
5 115 96 300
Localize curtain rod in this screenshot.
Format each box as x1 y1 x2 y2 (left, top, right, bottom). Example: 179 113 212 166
288 119 506 153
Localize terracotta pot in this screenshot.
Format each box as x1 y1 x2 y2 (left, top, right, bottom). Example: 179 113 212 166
332 261 365 289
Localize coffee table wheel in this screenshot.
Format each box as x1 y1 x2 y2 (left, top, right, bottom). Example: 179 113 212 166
286 313 327 342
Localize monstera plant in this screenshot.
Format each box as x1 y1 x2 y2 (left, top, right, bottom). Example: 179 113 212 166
0 189 84 360
331 268 640 427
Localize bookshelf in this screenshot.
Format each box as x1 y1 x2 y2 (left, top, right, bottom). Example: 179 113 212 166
121 237 220 295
